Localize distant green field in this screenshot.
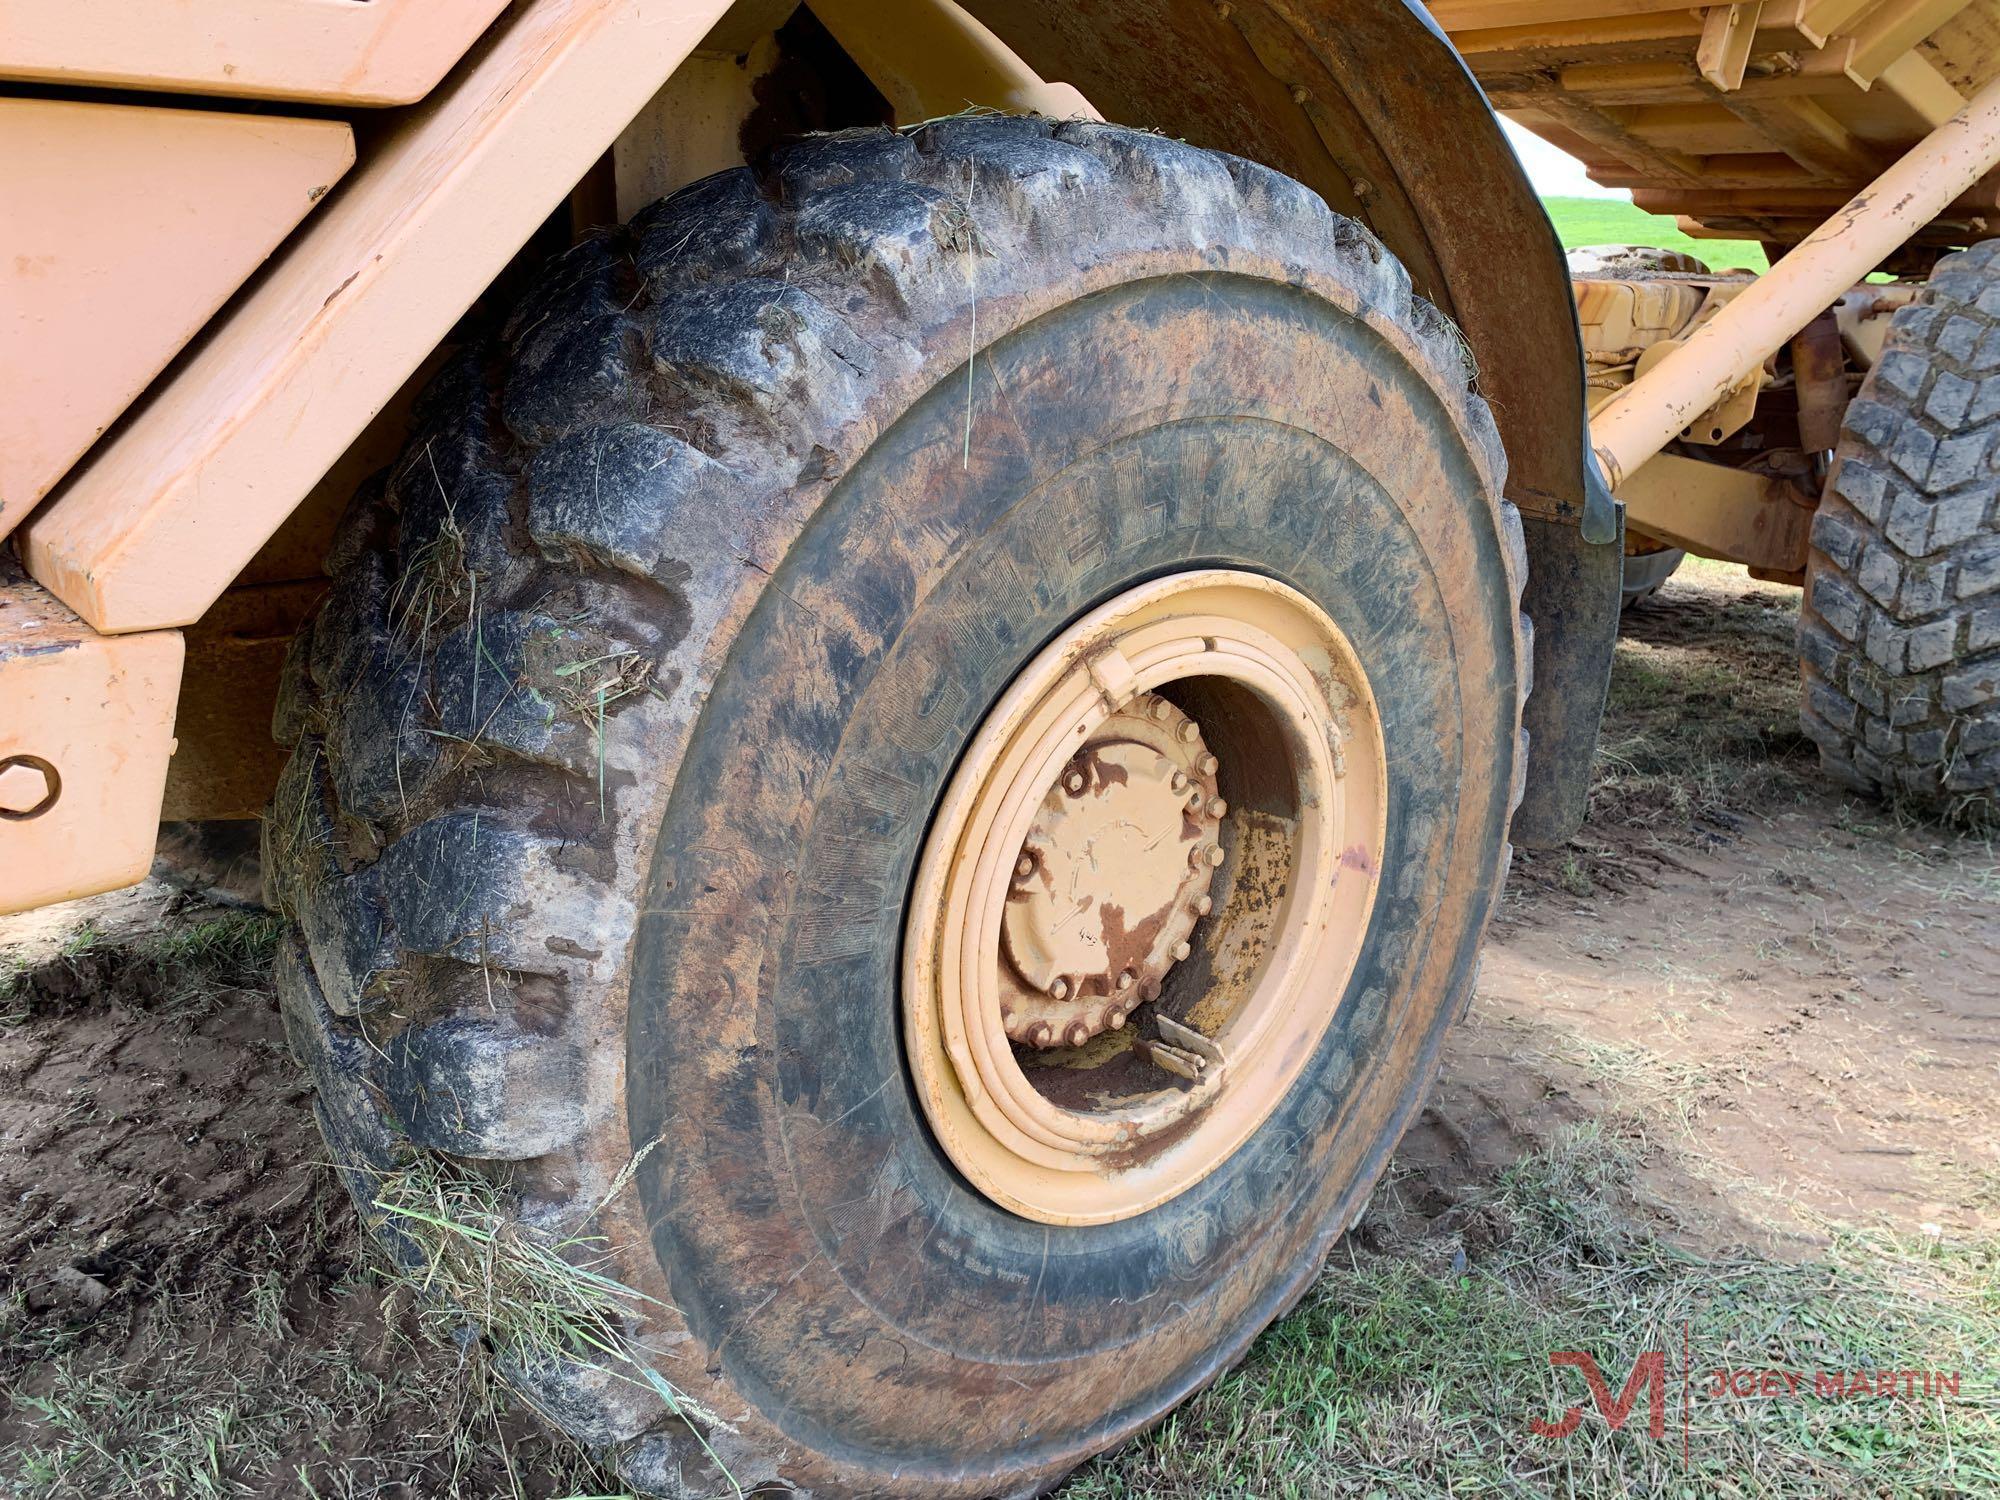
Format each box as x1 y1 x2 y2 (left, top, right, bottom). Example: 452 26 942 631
1541 195 1768 273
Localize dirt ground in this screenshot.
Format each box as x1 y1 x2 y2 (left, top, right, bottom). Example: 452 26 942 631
1476 561 1998 1252
2 560 1995 1497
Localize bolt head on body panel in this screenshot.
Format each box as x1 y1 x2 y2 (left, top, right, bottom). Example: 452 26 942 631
0 758 59 819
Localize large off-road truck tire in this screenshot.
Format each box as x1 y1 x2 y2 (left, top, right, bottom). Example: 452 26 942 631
265 117 1527 1497
1800 242 2000 812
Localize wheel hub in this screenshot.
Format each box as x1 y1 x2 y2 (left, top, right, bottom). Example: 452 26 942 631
902 570 1388 1225
1002 696 1223 1048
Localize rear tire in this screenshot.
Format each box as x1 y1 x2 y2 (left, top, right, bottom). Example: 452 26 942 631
1621 546 1684 611
266 118 1526 1496
1799 242 2000 814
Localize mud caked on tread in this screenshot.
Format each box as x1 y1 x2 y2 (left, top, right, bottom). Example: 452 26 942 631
1800 241 2000 812
266 117 1528 1497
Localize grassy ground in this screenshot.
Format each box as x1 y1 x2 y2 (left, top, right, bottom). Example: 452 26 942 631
1510 555 1817 903
1543 195 1769 273
1066 1130 1999 1499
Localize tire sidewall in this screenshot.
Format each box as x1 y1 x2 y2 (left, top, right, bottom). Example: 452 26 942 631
628 272 1519 1481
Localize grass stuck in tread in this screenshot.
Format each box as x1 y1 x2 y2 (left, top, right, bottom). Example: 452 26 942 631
370 1154 651 1383
1071 1127 1999 1499
365 1150 739 1494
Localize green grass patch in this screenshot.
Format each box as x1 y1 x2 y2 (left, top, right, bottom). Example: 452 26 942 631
2 908 283 1024
1543 196 1769 274
1071 1127 1999 1499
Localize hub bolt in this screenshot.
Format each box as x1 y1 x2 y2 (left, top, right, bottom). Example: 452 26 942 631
1198 753 1219 775
1150 700 1171 721
1064 1020 1092 1048
1029 1021 1053 1047
1015 850 1037 879
1178 721 1200 744
1049 977 1071 1001
1116 969 1135 992
1063 769 1087 796
1107 1006 1128 1030
1195 895 1213 916
1207 796 1227 818
1173 940 1192 961
1170 770 1188 793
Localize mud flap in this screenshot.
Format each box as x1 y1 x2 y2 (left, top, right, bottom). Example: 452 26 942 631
1512 497 1624 848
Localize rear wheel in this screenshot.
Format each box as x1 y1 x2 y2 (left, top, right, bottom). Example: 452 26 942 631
266 118 1526 1496
1800 242 2000 813
1621 545 1685 611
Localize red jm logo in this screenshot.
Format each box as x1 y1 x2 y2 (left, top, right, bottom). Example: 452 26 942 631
1530 1351 1668 1440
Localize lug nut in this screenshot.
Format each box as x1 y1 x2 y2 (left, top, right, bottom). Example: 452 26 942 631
1063 769 1087 795
1207 845 1225 867
1015 850 1037 879
1208 796 1228 818
1195 894 1213 916
1116 969 1135 992
1049 977 1071 1001
1169 770 1188 792
1029 1021 1053 1047
1173 940 1192 961
1199 753 1219 775
1141 978 1162 1000
1064 1020 1092 1048
1178 721 1200 743
1150 700 1171 721
1108 1006 1128 1030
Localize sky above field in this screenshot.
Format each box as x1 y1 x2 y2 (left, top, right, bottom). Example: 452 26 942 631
1501 118 1629 199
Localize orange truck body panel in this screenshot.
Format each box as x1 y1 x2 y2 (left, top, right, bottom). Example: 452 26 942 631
0 0 511 105
0 99 354 541
0 0 734 914
19 0 739 636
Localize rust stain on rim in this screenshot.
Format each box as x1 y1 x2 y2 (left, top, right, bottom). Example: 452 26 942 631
902 569 1388 1225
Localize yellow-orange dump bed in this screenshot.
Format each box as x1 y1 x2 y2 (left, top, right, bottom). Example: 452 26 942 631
1434 1 2000 249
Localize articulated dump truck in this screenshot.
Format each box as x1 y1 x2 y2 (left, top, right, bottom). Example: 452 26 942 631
3 2 1996 1493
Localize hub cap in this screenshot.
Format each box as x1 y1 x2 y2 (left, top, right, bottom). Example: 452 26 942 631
903 570 1388 1224
1000 695 1222 1050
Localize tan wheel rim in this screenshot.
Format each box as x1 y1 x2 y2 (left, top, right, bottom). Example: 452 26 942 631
902 570 1388 1224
